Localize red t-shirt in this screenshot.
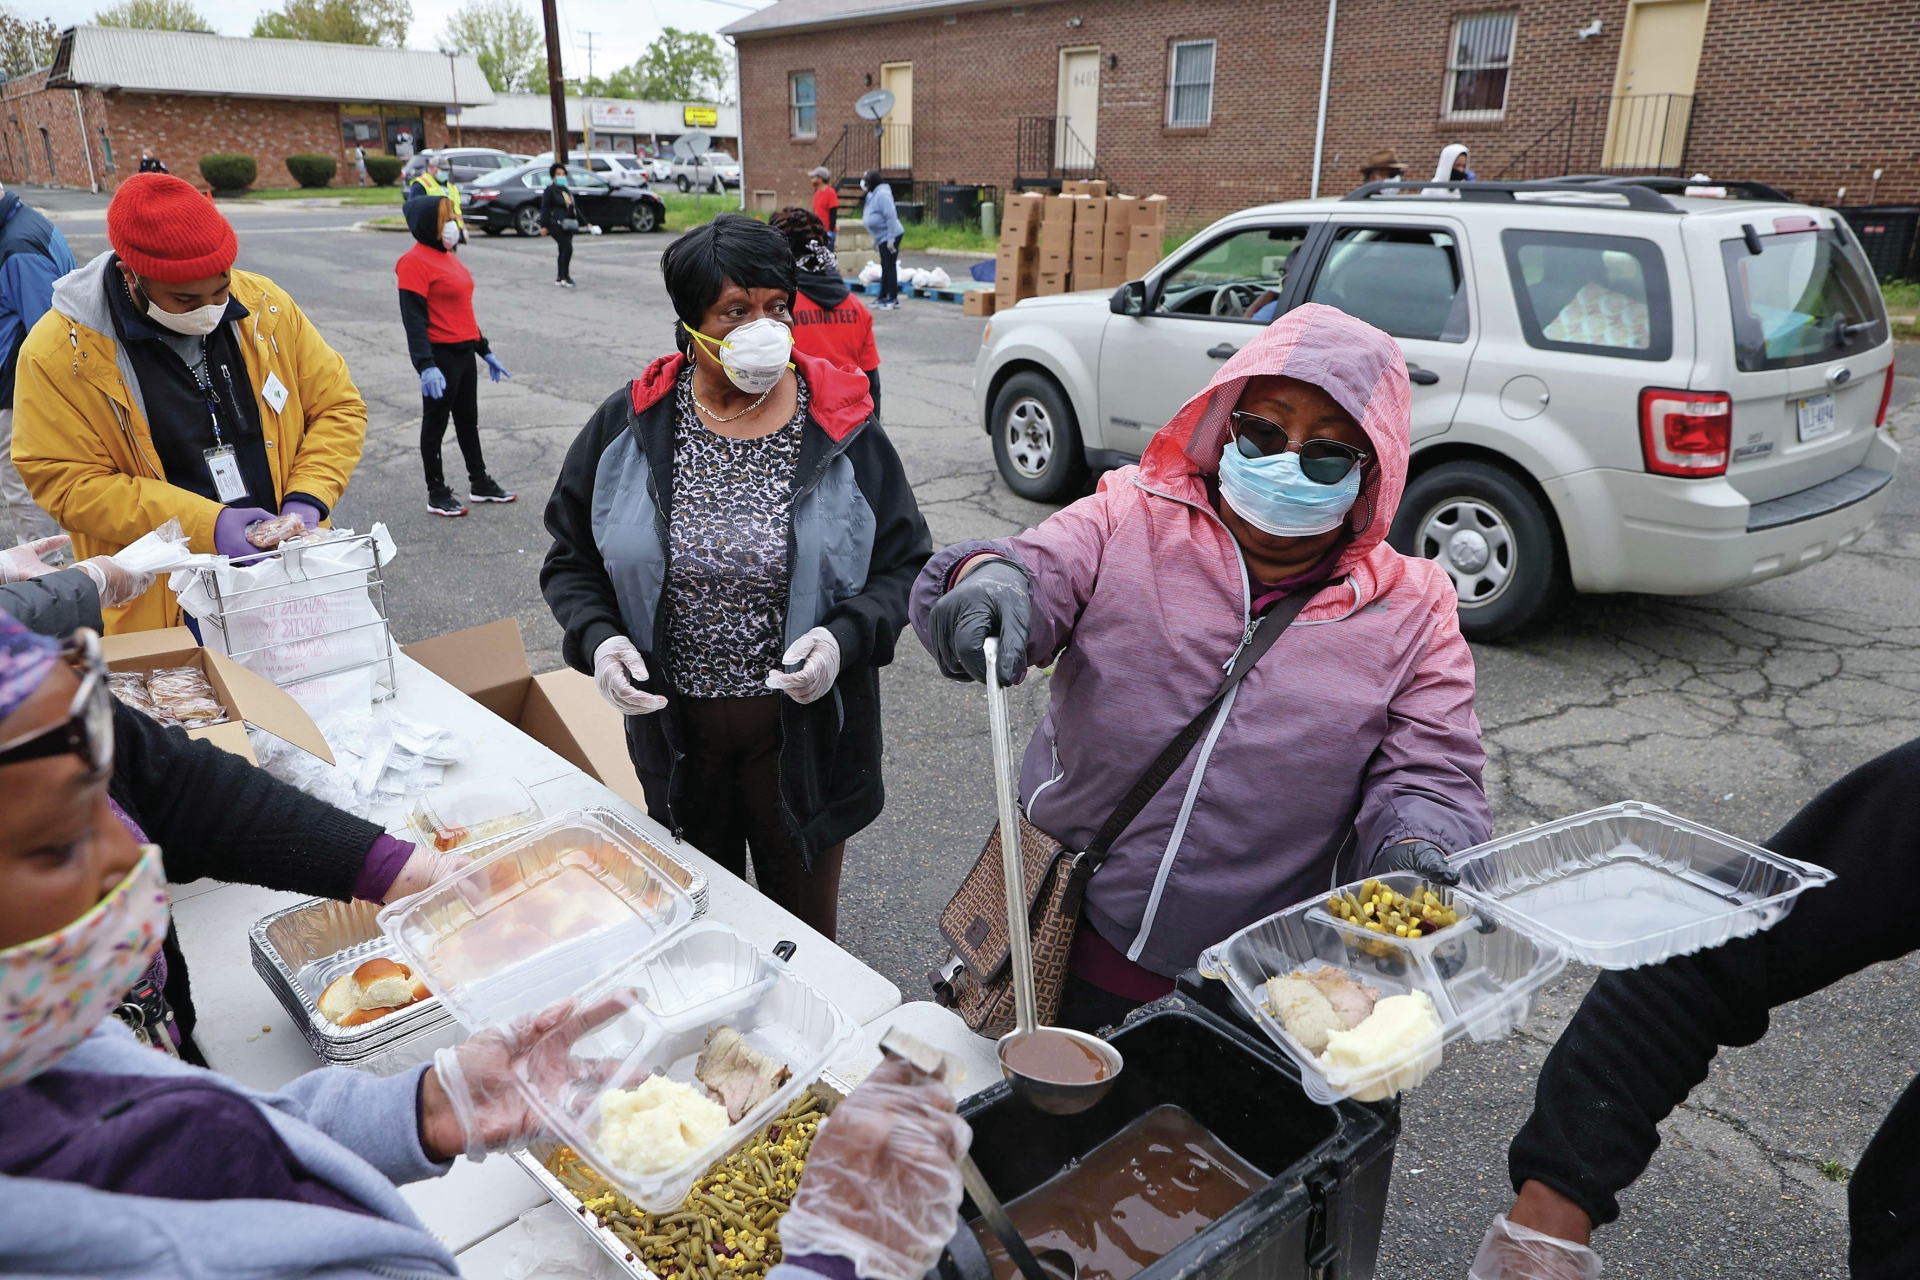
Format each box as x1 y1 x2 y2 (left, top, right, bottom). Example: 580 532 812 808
395 243 480 344
791 292 880 372
811 184 840 233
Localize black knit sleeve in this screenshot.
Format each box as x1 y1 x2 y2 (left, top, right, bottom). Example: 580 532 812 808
540 387 637 674
0 569 104 636
108 701 384 900
398 288 436 372
1508 738 1920 1225
824 420 931 670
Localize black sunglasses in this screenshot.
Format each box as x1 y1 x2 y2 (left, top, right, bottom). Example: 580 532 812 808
1228 410 1371 485
0 628 114 780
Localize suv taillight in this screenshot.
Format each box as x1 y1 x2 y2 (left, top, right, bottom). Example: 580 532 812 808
1640 388 1732 477
1876 365 1896 428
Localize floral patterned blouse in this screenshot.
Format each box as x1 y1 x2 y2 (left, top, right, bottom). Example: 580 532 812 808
660 368 808 697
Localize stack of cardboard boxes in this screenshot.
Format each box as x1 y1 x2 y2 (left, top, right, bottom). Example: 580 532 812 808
981 181 1169 316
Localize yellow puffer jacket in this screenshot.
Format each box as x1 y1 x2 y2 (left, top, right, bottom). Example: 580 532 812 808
14 254 367 633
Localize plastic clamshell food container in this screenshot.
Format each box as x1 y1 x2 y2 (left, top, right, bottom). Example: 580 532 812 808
408 775 541 851
1199 873 1566 1105
250 897 451 1065
378 811 697 1030
517 921 855 1212
1448 801 1835 969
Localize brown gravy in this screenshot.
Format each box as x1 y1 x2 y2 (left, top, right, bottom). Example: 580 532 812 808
1000 1030 1109 1084
973 1105 1265 1280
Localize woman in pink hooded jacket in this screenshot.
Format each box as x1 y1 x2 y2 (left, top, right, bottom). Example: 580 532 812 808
912 303 1490 1030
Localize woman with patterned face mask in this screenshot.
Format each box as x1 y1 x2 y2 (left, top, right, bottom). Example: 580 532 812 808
542 213 931 939
913 304 1489 1032
0 609 615 1278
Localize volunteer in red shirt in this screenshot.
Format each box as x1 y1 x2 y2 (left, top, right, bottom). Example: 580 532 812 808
770 206 882 418
395 194 516 517
807 167 839 248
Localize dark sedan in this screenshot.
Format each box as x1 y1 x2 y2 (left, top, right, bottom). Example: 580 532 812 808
461 162 666 237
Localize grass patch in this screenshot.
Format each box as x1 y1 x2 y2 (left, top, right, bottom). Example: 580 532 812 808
236 186 406 205
657 192 760 232
363 215 406 227
1818 1159 1852 1183
899 222 994 254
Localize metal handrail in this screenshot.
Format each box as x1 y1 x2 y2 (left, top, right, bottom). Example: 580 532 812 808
1341 178 1682 213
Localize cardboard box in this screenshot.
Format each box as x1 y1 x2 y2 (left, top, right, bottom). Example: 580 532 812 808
103 628 334 765
403 618 648 814
1038 221 1074 252
1130 223 1163 252
1003 192 1045 226
995 281 1032 306
1073 249 1103 278
995 245 1037 294
1132 194 1169 226
1105 250 1130 279
1073 222 1104 253
963 288 997 316
1073 197 1107 227
1041 246 1071 274
1126 248 1164 279
1043 195 1076 224
999 218 1038 248
1036 270 1069 296
1110 195 1139 227
1103 222 1131 255
1059 179 1109 198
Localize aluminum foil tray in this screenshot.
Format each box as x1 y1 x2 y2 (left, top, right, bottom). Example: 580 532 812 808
249 896 452 1063
1448 800 1835 969
513 1074 849 1280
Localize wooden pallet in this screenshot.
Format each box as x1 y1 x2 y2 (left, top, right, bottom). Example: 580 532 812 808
841 278 989 305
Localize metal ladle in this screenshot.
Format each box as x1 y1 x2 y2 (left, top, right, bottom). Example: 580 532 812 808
982 636 1123 1116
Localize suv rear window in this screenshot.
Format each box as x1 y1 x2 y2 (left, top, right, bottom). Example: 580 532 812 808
1721 225 1883 371
1502 230 1672 361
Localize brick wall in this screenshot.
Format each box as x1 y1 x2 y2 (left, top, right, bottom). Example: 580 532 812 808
736 0 1920 232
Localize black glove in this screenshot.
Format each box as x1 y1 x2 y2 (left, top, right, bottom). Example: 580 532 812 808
926 557 1031 686
1367 838 1459 886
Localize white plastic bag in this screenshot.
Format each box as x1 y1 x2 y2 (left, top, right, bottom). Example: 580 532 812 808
504 1202 627 1279
113 518 226 575
926 267 951 288
858 259 882 283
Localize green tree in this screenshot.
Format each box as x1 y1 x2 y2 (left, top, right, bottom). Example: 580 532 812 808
439 0 539 94
0 8 58 77
94 0 212 29
591 27 728 102
251 0 409 46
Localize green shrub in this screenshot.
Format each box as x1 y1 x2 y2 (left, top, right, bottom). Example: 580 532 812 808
364 155 403 187
198 154 257 192
285 153 337 188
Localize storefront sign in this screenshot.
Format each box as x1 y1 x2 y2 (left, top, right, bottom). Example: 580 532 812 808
591 101 639 130
683 105 719 128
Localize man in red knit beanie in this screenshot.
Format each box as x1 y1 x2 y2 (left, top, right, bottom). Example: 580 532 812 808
11 173 367 632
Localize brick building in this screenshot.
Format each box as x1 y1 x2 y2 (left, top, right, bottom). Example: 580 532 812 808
724 0 1920 231
453 94 739 160
3 25 491 192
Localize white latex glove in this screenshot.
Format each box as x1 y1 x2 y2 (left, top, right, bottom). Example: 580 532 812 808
593 636 668 715
426 997 620 1162
76 556 157 608
765 626 841 705
0 534 69 583
778 1055 972 1280
380 844 474 903
1468 1216 1603 1280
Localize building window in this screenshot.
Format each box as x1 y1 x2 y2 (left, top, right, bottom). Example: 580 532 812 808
790 71 817 138
98 127 114 173
1445 11 1515 119
1167 39 1215 127
38 126 53 180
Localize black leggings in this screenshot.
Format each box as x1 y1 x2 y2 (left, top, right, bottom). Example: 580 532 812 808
877 236 899 301
552 229 574 281
420 343 487 491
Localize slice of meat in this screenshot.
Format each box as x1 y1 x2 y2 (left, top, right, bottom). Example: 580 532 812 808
1305 967 1380 1030
694 1025 791 1123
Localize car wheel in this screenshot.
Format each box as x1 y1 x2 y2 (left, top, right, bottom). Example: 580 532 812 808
676 175 691 193
628 202 659 233
990 372 1088 502
1389 460 1564 641
514 205 541 237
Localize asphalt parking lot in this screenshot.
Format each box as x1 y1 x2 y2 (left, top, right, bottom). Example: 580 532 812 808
45 191 1920 1277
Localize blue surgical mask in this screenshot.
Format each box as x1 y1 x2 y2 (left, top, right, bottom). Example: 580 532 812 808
1217 441 1362 537
555 175 568 187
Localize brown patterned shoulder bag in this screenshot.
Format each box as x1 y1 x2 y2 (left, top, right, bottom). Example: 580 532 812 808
929 584 1330 1036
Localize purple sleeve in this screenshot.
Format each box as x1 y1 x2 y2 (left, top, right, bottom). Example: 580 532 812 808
351 835 417 903
771 1258 861 1280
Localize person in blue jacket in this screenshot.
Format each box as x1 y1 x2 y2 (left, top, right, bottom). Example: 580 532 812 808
860 169 905 310
0 185 76 551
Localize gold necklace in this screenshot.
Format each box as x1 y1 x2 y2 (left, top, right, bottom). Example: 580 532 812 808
693 380 777 424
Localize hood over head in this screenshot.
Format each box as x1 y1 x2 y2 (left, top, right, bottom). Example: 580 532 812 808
1433 143 1470 182
1138 302 1411 568
402 194 451 250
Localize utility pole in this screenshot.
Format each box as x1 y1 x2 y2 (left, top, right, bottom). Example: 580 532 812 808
580 31 599 152
541 0 569 166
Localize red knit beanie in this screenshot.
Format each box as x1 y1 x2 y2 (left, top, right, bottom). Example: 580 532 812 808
107 173 237 282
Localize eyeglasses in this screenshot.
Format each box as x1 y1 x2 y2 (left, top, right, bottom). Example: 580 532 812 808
1228 410 1371 484
0 628 114 780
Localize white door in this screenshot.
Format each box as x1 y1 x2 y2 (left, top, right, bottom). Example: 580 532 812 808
1096 221 1321 458
881 62 912 169
1057 47 1100 170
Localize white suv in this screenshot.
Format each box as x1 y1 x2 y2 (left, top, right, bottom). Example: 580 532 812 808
973 178 1900 638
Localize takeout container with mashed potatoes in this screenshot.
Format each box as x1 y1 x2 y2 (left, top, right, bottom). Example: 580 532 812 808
377 811 853 1210
1202 802 1833 1104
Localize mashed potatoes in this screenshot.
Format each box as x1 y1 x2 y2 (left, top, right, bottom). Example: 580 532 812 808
1318 990 1443 1102
597 1075 731 1175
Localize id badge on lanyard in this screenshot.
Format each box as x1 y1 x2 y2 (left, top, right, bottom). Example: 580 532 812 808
198 378 249 503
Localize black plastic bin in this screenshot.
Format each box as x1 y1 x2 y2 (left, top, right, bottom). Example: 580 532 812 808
946 995 1399 1280
897 200 926 225
938 185 983 226
1837 206 1920 282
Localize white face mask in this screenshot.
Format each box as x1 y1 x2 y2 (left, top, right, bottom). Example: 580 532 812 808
136 277 227 336
441 220 462 249
688 317 794 395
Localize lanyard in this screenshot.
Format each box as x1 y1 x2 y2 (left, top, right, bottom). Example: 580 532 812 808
188 346 224 447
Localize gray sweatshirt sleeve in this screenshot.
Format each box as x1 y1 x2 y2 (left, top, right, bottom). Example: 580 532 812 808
265 1061 452 1186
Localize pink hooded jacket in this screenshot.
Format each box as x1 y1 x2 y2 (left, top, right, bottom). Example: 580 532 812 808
911 304 1489 977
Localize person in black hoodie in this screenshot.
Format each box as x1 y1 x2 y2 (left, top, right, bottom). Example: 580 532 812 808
769 206 882 419
540 214 930 939
1471 738 1920 1280
539 164 584 288
396 194 515 518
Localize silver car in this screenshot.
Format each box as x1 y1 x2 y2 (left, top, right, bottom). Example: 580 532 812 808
973 179 1899 638
669 151 741 193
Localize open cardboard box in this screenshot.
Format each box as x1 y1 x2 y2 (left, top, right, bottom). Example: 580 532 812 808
402 618 647 813
102 627 335 766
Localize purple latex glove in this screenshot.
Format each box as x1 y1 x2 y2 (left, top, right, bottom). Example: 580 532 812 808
281 498 323 531
213 506 278 558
